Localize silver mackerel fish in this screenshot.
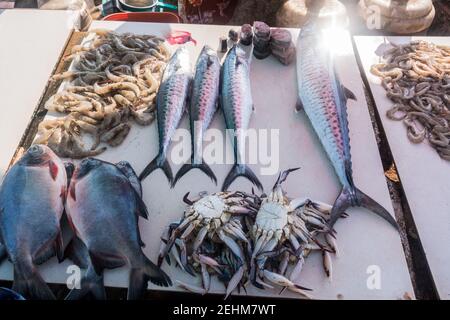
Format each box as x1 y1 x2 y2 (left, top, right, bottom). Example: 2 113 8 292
139 47 192 184
296 22 398 230
221 45 263 191
173 45 221 186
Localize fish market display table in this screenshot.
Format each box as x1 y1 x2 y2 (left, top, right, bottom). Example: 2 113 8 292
0 9 76 183
354 36 450 299
0 22 413 299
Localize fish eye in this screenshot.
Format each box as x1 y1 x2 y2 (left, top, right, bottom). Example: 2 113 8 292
28 144 43 155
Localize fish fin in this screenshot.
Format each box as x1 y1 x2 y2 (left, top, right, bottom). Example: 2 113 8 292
60 186 66 200
139 153 173 184
116 161 142 197
172 160 217 187
65 267 105 300
64 237 89 268
64 162 75 187
0 243 7 263
128 257 172 300
343 86 357 101
355 188 399 230
222 164 263 191
295 98 304 113
88 251 126 276
69 182 77 201
329 187 399 231
134 191 149 220
12 265 55 300
294 283 313 291
207 55 214 67
54 232 64 263
48 160 59 181
328 188 353 228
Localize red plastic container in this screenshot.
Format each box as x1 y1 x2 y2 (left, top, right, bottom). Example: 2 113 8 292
103 12 181 23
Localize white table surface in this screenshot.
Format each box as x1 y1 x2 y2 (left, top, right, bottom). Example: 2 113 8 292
0 9 76 183
354 36 450 300
0 21 413 300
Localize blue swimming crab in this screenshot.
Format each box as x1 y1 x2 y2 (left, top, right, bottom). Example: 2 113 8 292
242 168 342 299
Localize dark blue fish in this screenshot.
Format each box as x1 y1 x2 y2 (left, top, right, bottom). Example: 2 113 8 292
66 158 171 300
0 145 68 300
0 287 25 300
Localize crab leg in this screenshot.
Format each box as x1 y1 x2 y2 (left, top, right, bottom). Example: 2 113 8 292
195 254 222 275
157 217 195 266
175 239 195 276
170 244 186 272
289 233 301 251
287 286 314 299
289 255 305 282
192 225 208 252
224 224 248 243
322 251 333 281
176 280 207 295
252 230 268 258
325 233 339 257
224 265 244 299
201 263 211 293
292 225 310 243
278 251 290 275
288 197 310 211
262 270 312 292
218 230 246 264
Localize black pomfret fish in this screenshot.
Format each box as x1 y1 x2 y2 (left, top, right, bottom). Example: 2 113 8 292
0 144 67 300
0 287 25 300
173 45 221 186
66 158 172 300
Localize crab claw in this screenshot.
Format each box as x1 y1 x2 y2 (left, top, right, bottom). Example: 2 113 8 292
183 192 194 205
273 167 301 190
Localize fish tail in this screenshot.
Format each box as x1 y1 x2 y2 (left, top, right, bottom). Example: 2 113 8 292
172 159 217 187
329 187 399 231
128 256 172 300
12 263 55 300
65 267 106 300
222 163 263 191
0 243 7 263
139 153 173 184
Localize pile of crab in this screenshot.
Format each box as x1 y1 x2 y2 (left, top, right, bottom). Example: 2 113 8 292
158 168 344 299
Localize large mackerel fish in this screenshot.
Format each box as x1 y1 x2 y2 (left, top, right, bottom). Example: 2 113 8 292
221 45 263 191
139 47 192 183
173 45 220 186
0 145 67 299
296 22 398 230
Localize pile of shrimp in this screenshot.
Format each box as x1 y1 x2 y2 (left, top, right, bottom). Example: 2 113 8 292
35 29 170 158
371 40 450 161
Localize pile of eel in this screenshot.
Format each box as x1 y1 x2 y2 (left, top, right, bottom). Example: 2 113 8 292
35 29 170 158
